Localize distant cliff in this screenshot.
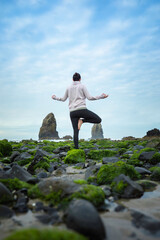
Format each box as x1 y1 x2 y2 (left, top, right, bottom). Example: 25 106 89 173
39 113 59 140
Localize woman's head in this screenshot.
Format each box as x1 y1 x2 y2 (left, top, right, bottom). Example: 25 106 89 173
73 72 81 81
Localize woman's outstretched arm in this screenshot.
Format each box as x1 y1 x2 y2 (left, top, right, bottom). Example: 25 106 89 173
82 85 109 100
52 89 68 102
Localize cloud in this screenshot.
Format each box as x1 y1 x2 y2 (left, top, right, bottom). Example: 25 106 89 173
0 0 159 140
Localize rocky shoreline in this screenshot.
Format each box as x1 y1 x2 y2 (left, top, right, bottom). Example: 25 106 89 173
0 138 160 240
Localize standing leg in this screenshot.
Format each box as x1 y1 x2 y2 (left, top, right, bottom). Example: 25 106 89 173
70 113 79 149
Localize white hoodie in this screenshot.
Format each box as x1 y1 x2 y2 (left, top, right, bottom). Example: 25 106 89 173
53 81 105 112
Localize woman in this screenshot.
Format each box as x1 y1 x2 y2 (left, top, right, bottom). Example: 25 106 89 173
52 72 109 149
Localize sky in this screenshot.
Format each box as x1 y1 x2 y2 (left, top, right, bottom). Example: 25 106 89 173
0 0 160 141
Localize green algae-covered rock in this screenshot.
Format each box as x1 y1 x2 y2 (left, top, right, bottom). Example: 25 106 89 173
136 179 157 191
0 140 12 157
71 184 105 207
0 178 31 191
149 167 160 181
149 152 160 164
64 149 85 164
97 161 140 185
4 228 88 240
87 149 117 160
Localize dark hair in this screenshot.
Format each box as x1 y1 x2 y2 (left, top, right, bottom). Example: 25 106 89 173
73 72 81 81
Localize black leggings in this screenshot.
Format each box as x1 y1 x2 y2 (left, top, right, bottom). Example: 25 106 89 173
70 109 101 149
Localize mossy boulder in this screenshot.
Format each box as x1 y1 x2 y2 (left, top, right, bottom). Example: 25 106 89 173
149 152 160 165
0 178 31 191
97 161 140 185
87 149 117 160
111 174 143 198
64 149 85 164
136 179 157 191
4 228 87 240
131 148 156 161
149 167 160 181
0 140 12 157
70 184 105 207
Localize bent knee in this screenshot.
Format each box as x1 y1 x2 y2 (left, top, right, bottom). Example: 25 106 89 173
97 117 102 124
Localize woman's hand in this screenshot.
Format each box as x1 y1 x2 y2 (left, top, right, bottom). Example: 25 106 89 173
52 95 56 99
102 93 109 98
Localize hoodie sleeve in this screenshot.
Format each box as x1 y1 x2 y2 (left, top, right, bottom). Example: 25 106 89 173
53 88 68 101
82 85 105 100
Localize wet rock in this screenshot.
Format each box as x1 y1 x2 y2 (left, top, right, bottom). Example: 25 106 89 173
34 149 51 160
138 151 155 161
150 169 160 181
85 160 96 168
85 165 100 180
39 112 59 140
75 162 85 168
133 145 144 150
38 176 81 197
52 167 66 176
59 151 67 158
114 204 126 212
13 197 28 213
101 185 111 197
112 174 144 199
35 201 44 211
19 152 32 160
65 199 106 240
0 183 13 204
53 146 71 154
102 157 120 164
19 146 29 151
36 206 61 224
131 210 160 234
37 171 48 178
27 149 50 174
6 164 36 182
136 179 157 191
0 205 14 218
3 166 11 171
125 150 133 154
134 167 151 175
48 162 59 173
10 151 20 162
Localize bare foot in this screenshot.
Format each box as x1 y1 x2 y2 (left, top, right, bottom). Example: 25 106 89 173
78 119 83 130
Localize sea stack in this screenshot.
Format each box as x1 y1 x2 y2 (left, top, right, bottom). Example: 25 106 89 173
39 113 59 140
91 123 104 139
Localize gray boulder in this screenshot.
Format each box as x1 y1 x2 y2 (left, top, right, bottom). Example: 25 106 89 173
134 167 151 175
5 165 36 182
0 183 13 204
0 205 14 218
102 157 120 164
65 199 106 240
38 176 81 197
138 151 155 161
131 210 160 234
112 174 143 199
10 151 20 162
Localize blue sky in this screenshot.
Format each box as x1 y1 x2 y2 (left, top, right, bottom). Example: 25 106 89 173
0 0 160 140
